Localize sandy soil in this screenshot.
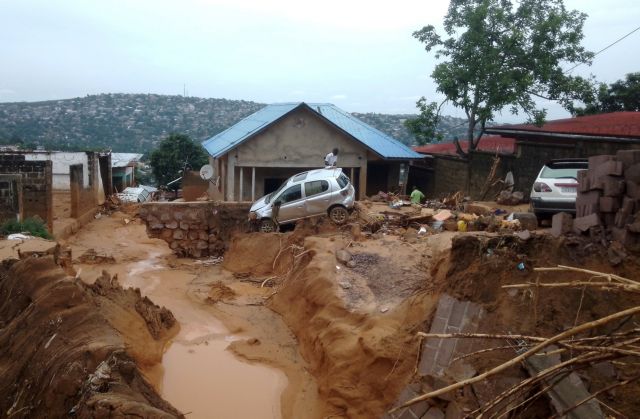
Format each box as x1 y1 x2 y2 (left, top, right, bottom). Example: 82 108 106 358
64 211 322 419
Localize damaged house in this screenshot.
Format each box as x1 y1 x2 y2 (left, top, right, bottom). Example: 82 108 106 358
201 102 424 201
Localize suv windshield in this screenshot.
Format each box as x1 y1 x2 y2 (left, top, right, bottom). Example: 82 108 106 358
540 166 585 179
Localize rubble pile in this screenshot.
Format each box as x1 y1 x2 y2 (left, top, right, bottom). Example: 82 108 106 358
571 150 640 248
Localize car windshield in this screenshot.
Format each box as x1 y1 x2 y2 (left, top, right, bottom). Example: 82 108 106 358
265 181 288 204
540 166 584 180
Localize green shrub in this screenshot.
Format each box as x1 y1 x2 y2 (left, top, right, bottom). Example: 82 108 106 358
0 217 52 239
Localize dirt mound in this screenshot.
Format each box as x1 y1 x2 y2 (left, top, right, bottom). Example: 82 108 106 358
269 236 437 418
222 232 303 277
0 256 182 418
206 281 237 303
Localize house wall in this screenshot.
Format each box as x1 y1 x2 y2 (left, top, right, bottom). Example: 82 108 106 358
223 107 369 200
0 154 53 230
24 152 89 190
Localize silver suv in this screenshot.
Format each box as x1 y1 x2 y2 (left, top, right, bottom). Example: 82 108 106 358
249 168 356 232
530 159 588 218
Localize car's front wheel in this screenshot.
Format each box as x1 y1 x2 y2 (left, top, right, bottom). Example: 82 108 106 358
329 206 349 225
259 218 277 233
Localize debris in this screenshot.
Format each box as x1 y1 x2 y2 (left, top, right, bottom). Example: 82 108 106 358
573 213 600 234
516 262 525 271
496 190 524 205
514 230 531 241
464 202 492 216
457 220 467 232
75 248 116 264
418 226 427 235
7 233 31 240
433 209 453 221
510 212 538 231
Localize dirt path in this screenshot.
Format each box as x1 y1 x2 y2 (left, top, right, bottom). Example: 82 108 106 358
64 212 319 419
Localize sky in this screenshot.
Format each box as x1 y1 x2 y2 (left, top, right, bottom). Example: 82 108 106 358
0 0 639 122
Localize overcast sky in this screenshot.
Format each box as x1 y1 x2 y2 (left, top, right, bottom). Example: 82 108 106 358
1 0 638 121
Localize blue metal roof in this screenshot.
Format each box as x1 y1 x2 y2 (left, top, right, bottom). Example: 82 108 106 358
202 102 422 160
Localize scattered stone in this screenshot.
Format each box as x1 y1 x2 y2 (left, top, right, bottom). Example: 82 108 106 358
335 249 353 265
247 338 261 346
76 248 116 264
511 212 538 230
346 260 357 268
496 190 524 205
573 213 600 234
464 202 492 216
514 230 531 241
607 241 627 266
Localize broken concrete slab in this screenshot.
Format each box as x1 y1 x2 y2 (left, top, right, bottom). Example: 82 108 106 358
511 212 538 231
0 237 59 261
524 346 604 419
383 382 430 419
551 212 573 237
573 213 600 234
418 294 484 378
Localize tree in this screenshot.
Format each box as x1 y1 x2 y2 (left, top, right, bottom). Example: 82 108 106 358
572 72 640 115
149 133 208 187
403 98 444 145
411 0 594 155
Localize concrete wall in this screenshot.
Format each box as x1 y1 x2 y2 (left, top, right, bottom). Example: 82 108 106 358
0 155 52 230
219 107 370 200
139 202 250 258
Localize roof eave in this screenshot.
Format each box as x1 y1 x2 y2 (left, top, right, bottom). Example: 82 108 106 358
486 128 640 143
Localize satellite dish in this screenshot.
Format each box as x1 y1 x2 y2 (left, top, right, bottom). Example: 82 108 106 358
199 164 214 180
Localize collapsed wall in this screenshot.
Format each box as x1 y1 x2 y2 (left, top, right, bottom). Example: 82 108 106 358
0 255 182 418
138 201 250 257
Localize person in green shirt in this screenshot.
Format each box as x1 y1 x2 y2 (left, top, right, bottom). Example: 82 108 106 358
410 186 425 204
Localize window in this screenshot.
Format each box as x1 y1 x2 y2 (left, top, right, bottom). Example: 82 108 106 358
305 180 329 197
337 173 350 189
540 166 584 179
292 172 308 182
277 184 302 203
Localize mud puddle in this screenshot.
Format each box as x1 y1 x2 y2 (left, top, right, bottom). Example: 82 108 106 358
67 216 289 419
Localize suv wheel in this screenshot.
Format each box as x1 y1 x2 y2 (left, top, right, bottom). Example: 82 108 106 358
329 206 349 225
259 218 276 233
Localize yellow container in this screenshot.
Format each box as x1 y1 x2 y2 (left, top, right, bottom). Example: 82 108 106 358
457 220 467 232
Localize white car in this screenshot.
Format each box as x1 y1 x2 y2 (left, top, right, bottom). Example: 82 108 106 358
249 168 356 232
530 159 588 218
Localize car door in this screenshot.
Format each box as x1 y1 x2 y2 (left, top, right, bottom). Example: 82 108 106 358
273 184 304 223
304 180 331 216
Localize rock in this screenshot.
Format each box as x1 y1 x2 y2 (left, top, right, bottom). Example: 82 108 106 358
172 230 184 240
179 221 190 230
423 407 445 419
335 249 352 265
514 230 531 241
607 241 627 266
445 402 464 419
496 190 524 205
160 213 171 222
346 260 357 268
165 220 178 229
247 338 261 346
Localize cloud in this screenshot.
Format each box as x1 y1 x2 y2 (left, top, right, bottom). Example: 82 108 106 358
331 94 347 100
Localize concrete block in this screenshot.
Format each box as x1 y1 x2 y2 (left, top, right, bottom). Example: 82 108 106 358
624 163 640 183
576 190 601 217
573 213 600 234
577 170 590 192
551 212 573 237
588 155 615 170
512 212 538 230
598 196 620 213
616 149 640 169
602 176 625 197
611 227 638 247
594 160 623 177
627 181 640 199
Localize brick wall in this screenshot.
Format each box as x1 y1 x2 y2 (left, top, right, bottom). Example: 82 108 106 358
428 140 640 200
139 202 251 257
0 154 52 230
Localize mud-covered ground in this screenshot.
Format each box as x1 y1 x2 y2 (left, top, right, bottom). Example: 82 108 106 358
3 201 640 418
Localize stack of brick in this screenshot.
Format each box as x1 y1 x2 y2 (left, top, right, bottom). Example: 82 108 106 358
575 150 640 247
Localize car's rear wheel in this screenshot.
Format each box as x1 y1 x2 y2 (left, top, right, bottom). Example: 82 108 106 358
259 218 277 233
329 206 349 225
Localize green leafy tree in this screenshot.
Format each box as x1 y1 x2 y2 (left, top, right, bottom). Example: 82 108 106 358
572 72 640 115
412 0 594 155
150 133 208 187
404 98 444 145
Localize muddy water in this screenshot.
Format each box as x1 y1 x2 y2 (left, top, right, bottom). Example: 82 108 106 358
68 219 288 419
122 256 287 419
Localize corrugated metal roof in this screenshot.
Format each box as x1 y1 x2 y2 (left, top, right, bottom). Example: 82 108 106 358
201 102 422 160
111 153 143 168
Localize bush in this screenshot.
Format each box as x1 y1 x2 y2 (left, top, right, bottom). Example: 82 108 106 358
0 217 51 239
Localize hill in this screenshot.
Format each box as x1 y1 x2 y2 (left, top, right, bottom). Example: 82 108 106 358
0 93 472 152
